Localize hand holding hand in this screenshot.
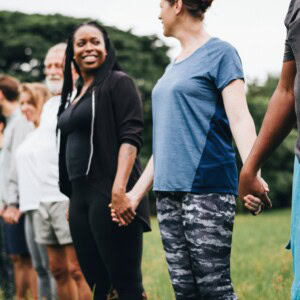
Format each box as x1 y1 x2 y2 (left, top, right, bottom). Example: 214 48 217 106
3 206 22 224
110 187 136 226
239 170 272 215
243 194 264 215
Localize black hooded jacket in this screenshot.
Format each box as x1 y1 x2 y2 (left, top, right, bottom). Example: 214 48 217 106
58 34 151 232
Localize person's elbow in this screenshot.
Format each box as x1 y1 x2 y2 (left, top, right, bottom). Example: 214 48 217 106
276 84 295 103
228 108 254 129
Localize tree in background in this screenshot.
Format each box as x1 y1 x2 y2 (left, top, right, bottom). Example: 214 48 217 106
0 11 296 212
0 10 170 162
0 10 171 212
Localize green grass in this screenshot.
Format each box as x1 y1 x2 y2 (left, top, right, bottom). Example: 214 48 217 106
0 209 293 300
142 209 293 300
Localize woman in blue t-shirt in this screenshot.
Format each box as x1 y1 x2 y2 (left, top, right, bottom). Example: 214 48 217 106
111 0 267 299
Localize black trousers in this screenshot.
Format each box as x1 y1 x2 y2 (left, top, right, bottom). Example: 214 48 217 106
0 219 15 299
69 177 144 300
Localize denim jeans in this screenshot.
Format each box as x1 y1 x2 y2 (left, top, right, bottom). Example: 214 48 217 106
290 157 300 300
25 211 56 300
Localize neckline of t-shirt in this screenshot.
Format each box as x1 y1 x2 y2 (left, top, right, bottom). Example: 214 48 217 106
172 37 218 66
71 89 89 107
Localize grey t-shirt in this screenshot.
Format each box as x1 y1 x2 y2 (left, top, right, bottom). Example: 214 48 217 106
284 0 300 159
0 109 33 209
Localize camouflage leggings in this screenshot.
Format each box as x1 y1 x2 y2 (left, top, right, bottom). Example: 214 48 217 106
156 192 237 300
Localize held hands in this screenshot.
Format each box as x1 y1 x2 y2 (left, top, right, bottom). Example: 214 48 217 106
243 194 265 215
109 187 137 226
239 172 272 215
2 206 22 224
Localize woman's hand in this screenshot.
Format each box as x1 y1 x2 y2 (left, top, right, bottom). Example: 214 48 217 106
239 170 272 215
111 187 136 226
2 206 22 224
243 194 264 215
240 176 272 216
110 191 139 226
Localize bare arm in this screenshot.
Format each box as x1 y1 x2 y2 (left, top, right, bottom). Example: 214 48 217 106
111 143 138 225
239 60 297 203
127 155 154 208
223 79 258 164
223 79 269 213
110 155 154 225
4 163 21 224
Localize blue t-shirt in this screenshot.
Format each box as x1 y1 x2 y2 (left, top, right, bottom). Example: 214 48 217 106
152 37 244 196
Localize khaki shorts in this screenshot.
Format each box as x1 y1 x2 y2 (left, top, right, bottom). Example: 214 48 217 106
34 201 72 245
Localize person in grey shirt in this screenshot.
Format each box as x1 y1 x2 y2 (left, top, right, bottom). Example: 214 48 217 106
0 112 15 299
239 1 300 299
0 75 37 299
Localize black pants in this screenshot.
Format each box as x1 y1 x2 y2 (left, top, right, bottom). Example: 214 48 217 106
69 177 144 300
0 219 15 299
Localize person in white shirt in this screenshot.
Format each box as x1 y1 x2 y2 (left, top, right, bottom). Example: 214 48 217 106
0 75 37 300
33 43 91 300
9 82 57 300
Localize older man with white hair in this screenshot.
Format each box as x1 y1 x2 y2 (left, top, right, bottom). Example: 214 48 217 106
33 43 91 300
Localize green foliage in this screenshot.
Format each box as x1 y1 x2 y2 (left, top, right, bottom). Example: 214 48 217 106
231 209 292 299
0 10 171 212
247 75 280 99
0 10 170 161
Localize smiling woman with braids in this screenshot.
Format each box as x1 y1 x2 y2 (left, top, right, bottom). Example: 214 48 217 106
110 0 268 299
57 21 150 300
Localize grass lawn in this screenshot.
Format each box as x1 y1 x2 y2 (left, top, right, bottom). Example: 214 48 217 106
142 209 293 300
0 209 293 300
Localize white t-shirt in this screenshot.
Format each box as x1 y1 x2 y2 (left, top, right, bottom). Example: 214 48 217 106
16 129 41 212
35 95 68 203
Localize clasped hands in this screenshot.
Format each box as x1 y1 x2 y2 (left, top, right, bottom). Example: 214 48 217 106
109 188 139 226
109 172 272 222
238 172 272 215
0 206 22 224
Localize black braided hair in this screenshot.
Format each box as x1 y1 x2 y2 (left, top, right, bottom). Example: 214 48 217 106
57 21 121 120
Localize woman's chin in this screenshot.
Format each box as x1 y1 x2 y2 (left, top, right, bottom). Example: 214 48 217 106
83 66 102 75
81 60 105 73
163 29 172 38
